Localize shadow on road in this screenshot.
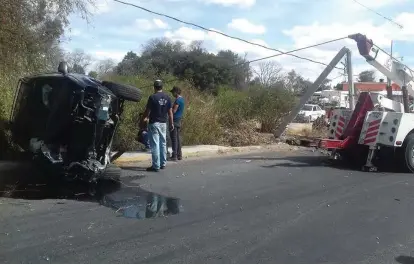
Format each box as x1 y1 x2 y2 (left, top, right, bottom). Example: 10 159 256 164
119 166 149 172
234 153 407 173
396 255 414 264
0 161 120 201
0 161 182 219
233 154 363 171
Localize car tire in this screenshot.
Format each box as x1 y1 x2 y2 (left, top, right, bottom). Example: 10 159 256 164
102 81 142 102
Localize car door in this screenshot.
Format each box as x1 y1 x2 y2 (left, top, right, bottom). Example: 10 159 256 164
315 105 324 116
311 106 318 119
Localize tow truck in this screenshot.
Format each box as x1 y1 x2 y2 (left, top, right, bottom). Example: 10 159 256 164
275 33 414 172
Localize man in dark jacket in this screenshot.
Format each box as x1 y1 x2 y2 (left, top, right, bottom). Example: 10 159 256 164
169 86 185 161
142 80 174 172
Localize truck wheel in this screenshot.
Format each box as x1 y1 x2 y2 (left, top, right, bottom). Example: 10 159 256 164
102 81 142 102
402 133 414 173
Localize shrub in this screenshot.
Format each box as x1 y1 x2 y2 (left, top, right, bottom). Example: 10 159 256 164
249 87 296 133
215 86 252 127
0 73 21 159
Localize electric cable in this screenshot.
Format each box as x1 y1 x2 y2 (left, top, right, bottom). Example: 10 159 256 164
350 0 403 29
113 0 346 69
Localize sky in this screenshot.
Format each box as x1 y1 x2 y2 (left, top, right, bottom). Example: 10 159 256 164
62 0 414 84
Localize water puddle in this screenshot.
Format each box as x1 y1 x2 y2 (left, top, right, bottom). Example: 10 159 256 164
100 188 182 219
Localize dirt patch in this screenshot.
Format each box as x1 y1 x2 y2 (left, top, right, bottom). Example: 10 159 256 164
221 120 278 147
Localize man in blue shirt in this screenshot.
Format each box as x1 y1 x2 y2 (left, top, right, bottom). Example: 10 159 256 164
169 86 185 161
142 80 174 172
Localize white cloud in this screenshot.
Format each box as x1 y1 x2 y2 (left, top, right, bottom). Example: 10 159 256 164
92 50 128 62
135 18 170 31
164 27 207 44
201 0 255 8
164 26 274 58
153 18 170 29
135 19 156 31
280 12 414 80
164 9 414 82
227 18 266 34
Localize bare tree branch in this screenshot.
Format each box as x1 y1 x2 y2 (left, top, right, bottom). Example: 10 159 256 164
253 61 284 88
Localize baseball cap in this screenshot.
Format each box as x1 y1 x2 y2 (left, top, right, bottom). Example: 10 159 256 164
154 79 163 88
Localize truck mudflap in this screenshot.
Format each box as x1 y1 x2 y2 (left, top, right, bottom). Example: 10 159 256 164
318 137 352 149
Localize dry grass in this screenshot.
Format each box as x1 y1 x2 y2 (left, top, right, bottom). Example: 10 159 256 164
285 123 328 139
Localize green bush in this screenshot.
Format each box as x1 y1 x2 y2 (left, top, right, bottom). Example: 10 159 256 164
215 87 252 127
249 87 296 133
0 73 21 159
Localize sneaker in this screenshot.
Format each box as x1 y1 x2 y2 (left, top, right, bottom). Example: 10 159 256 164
178 157 182 161
146 167 159 172
168 157 177 162
160 165 166 169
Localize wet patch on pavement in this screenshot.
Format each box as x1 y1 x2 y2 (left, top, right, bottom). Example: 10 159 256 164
0 161 182 220
101 188 181 219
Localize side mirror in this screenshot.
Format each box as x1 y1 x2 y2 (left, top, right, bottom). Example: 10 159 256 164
58 62 68 75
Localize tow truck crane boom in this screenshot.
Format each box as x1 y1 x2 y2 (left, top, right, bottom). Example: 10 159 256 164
348 33 414 112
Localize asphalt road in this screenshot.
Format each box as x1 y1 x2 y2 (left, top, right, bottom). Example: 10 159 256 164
2 149 414 263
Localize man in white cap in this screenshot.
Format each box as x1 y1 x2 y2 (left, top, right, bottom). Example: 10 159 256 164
142 80 174 172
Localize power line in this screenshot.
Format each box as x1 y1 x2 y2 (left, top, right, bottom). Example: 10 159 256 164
113 0 344 69
138 37 348 88
350 0 403 29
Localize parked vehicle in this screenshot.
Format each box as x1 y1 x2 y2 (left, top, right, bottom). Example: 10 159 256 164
8 62 142 195
297 104 326 123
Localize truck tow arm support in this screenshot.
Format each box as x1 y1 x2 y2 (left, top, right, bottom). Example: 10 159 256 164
274 47 352 138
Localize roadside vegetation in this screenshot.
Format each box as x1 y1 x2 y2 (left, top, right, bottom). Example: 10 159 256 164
1 0 343 158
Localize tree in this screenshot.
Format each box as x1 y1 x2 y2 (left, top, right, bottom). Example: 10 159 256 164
318 78 332 91
1 0 94 73
88 71 98 78
334 83 343 90
65 48 92 71
285 70 312 94
358 70 376 82
114 39 252 91
115 51 140 75
71 63 85 74
253 61 284 88
96 58 115 76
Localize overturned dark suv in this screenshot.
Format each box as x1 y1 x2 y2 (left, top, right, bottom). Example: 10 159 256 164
9 62 141 193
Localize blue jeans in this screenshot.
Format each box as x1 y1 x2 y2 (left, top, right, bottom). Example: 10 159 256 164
148 122 167 169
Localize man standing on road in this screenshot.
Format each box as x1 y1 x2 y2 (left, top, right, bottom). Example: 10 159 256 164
169 86 185 161
142 80 174 172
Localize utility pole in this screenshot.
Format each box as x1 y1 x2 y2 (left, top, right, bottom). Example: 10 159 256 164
386 40 393 99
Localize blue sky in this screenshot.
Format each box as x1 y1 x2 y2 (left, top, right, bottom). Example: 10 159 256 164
63 0 414 82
